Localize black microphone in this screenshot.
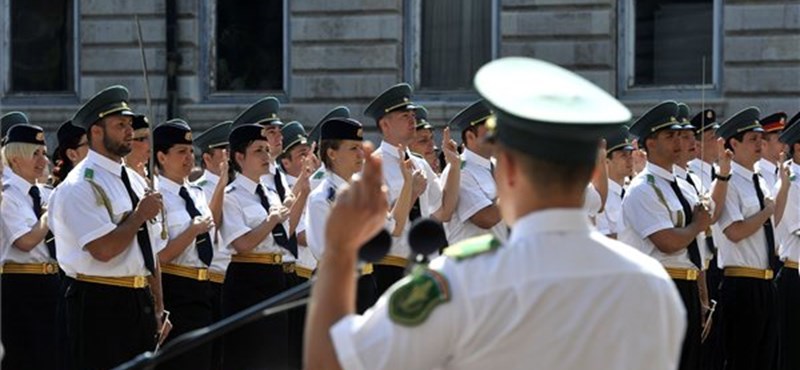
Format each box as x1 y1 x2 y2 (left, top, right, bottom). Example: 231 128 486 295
407 218 448 265
359 229 392 263
113 229 391 370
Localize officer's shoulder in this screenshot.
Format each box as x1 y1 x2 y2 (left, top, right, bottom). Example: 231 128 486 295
225 184 236 194
443 234 501 261
388 265 451 327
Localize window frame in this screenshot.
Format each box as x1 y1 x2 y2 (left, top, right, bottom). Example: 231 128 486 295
402 0 500 102
617 0 723 101
198 0 290 104
0 0 80 104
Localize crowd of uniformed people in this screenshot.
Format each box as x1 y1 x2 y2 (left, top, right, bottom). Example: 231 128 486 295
0 55 797 370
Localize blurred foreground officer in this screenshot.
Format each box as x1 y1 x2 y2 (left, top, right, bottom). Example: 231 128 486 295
304 57 686 370
715 107 789 370
446 100 507 243
0 124 59 370
153 119 216 370
775 122 800 370
50 86 168 370
221 124 292 369
622 101 710 370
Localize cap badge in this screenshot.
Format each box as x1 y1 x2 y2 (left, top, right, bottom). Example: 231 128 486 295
35 132 44 141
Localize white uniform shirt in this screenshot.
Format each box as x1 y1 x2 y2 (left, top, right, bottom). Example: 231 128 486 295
192 170 231 274
50 150 161 277
284 171 317 272
446 149 507 244
583 183 602 223
716 161 774 269
374 140 443 258
688 159 715 194
1 166 12 183
777 161 800 262
330 209 686 370
674 165 705 196
621 162 702 269
309 165 327 192
755 158 779 194
157 176 218 268
596 179 625 236
1 171 53 264
305 172 348 260
221 174 291 256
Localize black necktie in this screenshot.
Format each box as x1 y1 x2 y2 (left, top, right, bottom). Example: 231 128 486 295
274 173 286 202
711 166 717 180
620 187 626 200
29 187 56 259
685 174 698 193
752 174 779 270
490 162 495 176
255 184 297 258
404 152 422 221
669 181 702 269
120 168 155 273
179 186 213 266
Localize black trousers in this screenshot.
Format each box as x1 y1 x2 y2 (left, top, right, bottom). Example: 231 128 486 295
66 280 157 370
57 273 74 370
720 276 777 370
286 271 307 370
222 262 288 370
1 273 60 370
155 273 215 370
373 264 405 296
357 273 378 314
702 258 724 370
673 279 701 370
210 280 224 370
776 266 800 370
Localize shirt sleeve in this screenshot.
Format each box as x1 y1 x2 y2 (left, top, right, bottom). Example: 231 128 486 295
623 184 675 239
306 195 331 260
330 259 462 370
1 193 34 246
717 184 744 231
221 194 250 248
456 173 493 223
59 183 118 249
420 159 444 216
584 184 602 217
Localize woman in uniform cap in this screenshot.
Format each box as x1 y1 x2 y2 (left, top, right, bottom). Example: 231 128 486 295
0 123 59 369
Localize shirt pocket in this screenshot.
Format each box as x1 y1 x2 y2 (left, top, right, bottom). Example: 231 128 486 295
166 210 191 238
109 198 133 225
741 195 762 219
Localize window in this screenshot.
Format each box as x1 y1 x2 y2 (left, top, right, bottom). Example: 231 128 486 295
1 0 77 96
618 0 721 99
201 0 287 100
405 0 498 94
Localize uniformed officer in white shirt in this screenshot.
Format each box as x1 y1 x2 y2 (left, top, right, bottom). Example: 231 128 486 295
305 117 397 315
446 99 508 244
49 85 168 370
191 119 231 370
220 123 293 369
715 107 790 369
1 111 29 182
363 83 460 295
622 100 711 370
304 57 686 370
776 121 800 370
308 106 351 192
688 109 720 192
755 112 788 193
127 114 153 180
597 125 633 238
231 97 303 274
674 103 705 195
0 124 59 370
151 119 217 369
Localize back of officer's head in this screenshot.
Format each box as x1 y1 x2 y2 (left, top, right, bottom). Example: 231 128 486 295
475 58 630 214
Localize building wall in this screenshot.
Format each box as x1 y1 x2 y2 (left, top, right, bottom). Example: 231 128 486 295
1 0 798 143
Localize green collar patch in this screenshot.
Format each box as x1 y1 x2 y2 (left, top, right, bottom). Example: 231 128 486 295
312 169 326 180
196 179 208 187
388 266 450 326
443 234 501 261
84 168 95 180
460 160 466 170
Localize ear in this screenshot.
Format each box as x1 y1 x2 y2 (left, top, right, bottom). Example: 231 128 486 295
326 147 336 163
156 151 167 167
465 129 478 147
280 156 291 169
202 152 213 167
497 149 516 188
234 151 246 168
66 148 79 163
